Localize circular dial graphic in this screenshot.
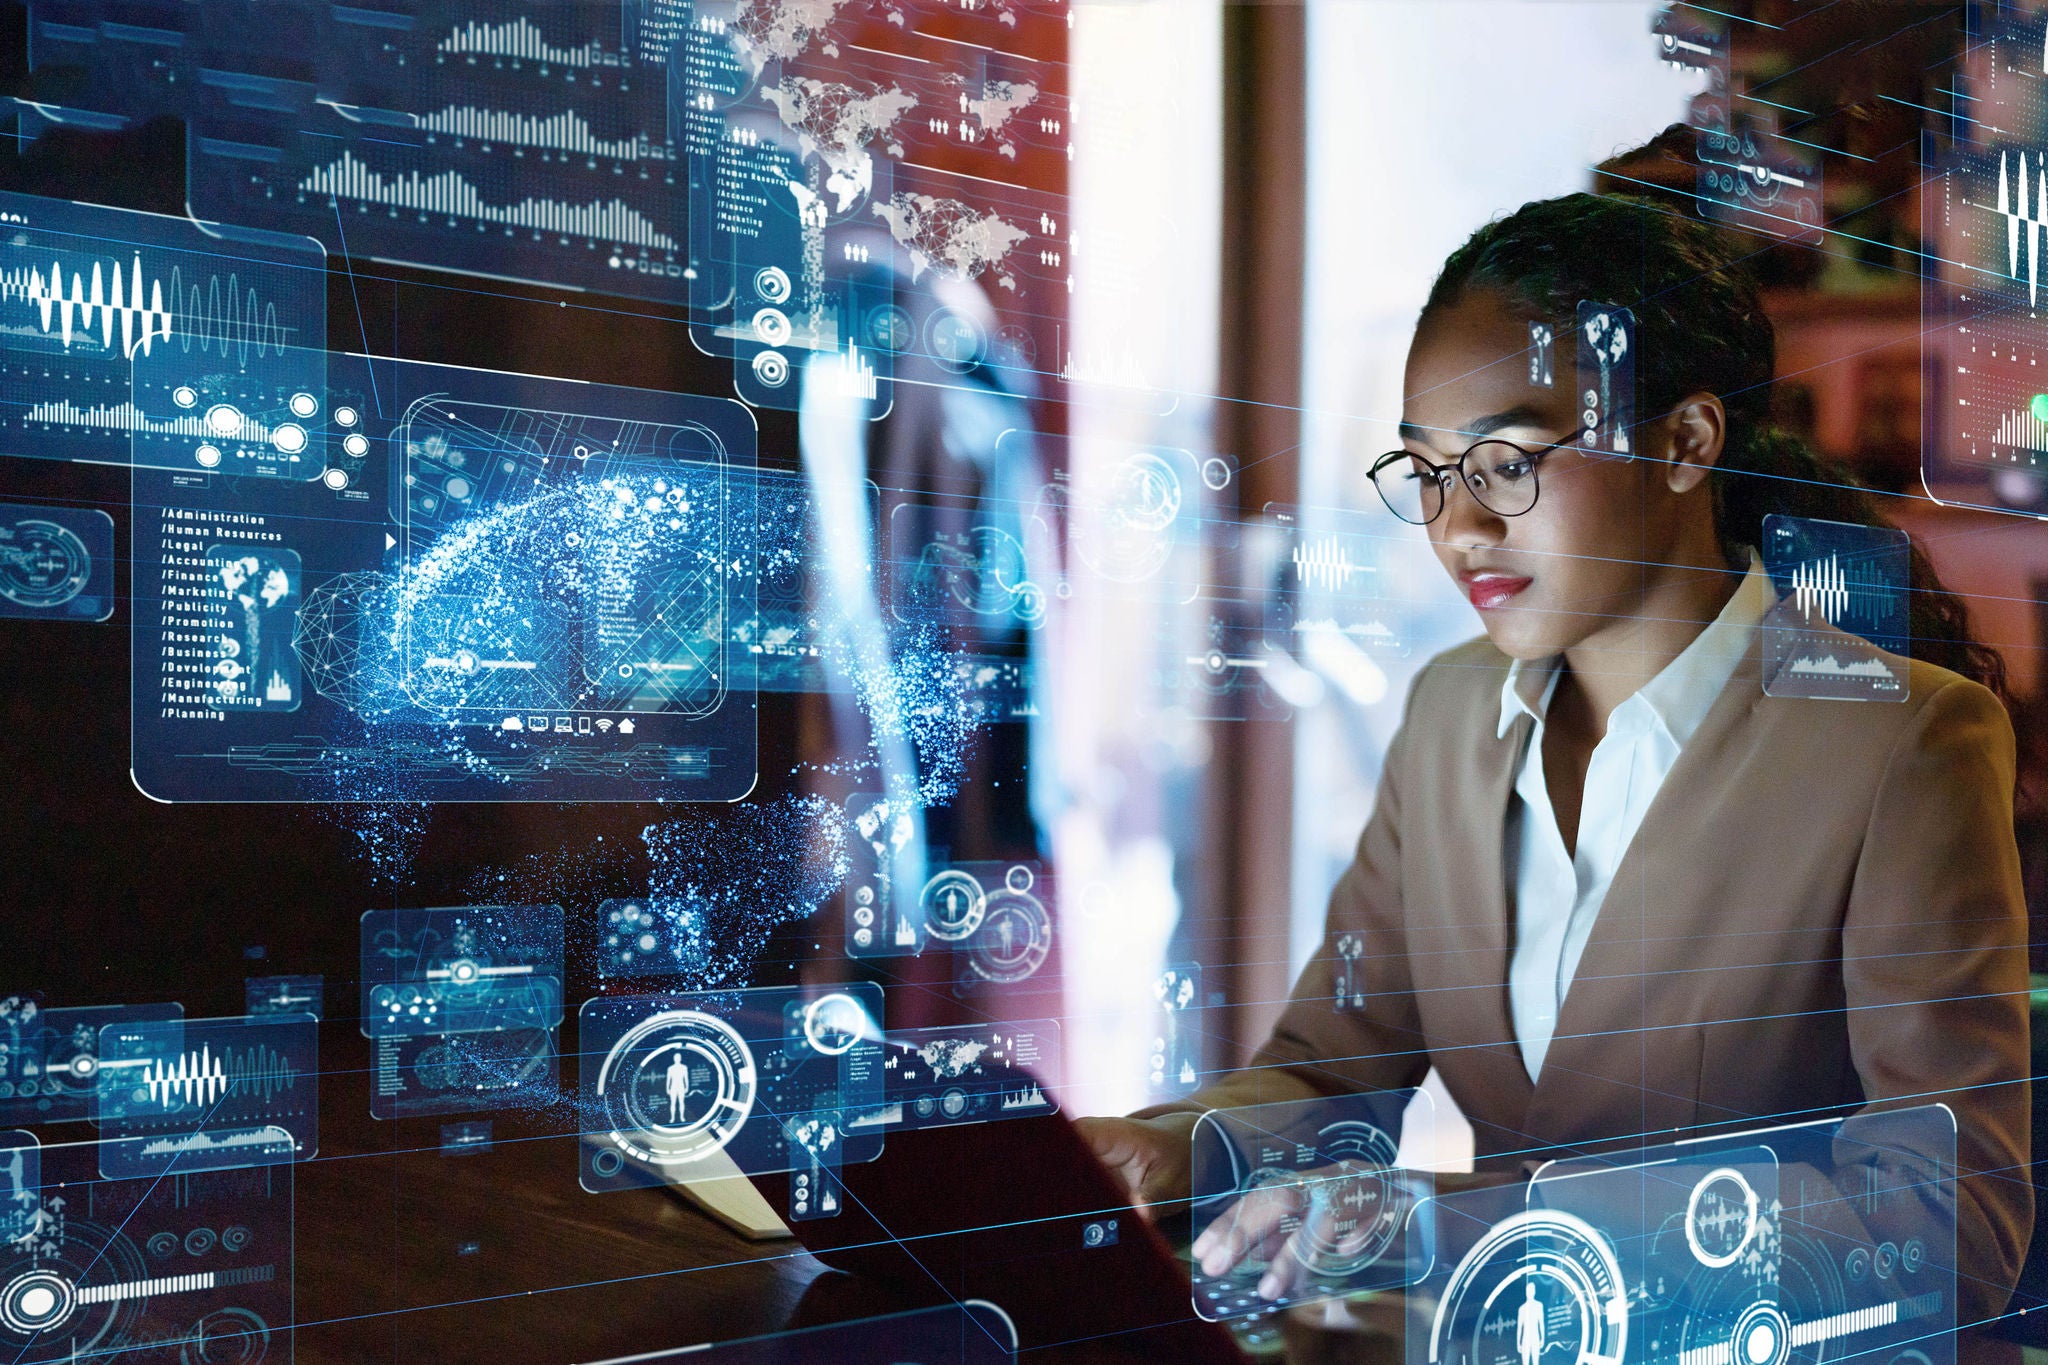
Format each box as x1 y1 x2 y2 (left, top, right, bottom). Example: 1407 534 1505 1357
0 521 91 609
919 870 988 942
1294 1121 1406 1279
964 871 1052 985
0 1207 149 1355
597 1010 757 1169
1429 1209 1628 1365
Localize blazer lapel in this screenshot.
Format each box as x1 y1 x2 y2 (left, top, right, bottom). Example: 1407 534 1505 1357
1439 705 1538 1131
1527 634 1766 1139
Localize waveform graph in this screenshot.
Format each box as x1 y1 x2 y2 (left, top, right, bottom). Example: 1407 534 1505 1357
1763 514 1910 703
1290 534 1364 593
1266 513 1412 660
95 1013 317 1179
0 187 327 474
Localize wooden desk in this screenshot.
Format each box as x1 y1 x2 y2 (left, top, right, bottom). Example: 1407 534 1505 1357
292 1078 829 1363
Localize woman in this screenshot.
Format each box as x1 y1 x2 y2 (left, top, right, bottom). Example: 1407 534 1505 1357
1077 193 2033 1326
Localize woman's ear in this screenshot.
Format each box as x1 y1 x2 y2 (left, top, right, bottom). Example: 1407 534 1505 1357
1663 392 1726 494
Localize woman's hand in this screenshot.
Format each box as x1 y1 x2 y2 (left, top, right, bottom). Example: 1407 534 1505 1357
1074 1112 1200 1219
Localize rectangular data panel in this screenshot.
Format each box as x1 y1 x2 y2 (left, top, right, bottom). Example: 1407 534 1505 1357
244 974 322 1017
27 0 691 303
0 505 114 621
131 351 761 801
1264 505 1415 663
1760 514 1909 701
95 1012 318 1178
846 1018 1059 1136
0 1140 293 1364
1415 1106 1957 1365
1921 10 2048 513
362 904 564 1119
1190 1090 1431 1321
679 0 1069 406
579 983 884 1187
0 188 326 475
360 906 564 1038
0 999 183 1125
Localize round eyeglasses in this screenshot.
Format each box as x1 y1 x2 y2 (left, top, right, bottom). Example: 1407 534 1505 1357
1367 433 1577 527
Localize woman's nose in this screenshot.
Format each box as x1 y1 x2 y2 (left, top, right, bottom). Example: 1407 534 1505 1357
1437 475 1506 548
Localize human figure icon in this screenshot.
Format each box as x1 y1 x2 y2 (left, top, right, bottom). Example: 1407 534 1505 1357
1517 1279 1545 1365
665 1052 689 1124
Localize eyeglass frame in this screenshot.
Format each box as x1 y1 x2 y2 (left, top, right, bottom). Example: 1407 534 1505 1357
1366 430 1583 526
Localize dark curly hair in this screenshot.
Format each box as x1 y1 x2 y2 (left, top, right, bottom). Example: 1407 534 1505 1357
1421 189 2008 702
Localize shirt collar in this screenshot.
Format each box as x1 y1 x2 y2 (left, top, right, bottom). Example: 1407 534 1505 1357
1494 555 1772 742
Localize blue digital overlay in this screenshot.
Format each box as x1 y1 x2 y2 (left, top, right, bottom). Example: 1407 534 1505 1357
579 982 885 1188
0 505 114 621
1761 513 1910 702
1190 1090 1432 1321
0 1136 293 1363
95 1012 318 1178
0 997 183 1125
360 906 564 1038
1416 1105 1957 1365
0 187 325 475
130 351 762 801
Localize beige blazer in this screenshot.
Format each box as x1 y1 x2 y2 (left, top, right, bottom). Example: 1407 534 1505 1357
1172 634 2034 1321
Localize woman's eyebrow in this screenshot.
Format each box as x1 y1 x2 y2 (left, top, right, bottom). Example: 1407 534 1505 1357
1398 405 1554 444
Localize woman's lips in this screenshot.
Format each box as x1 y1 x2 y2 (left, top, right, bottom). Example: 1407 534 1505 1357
1459 571 1533 611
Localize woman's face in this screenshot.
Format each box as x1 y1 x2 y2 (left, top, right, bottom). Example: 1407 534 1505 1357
1400 289 1694 662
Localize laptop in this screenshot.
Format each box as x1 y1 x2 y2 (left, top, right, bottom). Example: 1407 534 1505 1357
745 1107 1246 1361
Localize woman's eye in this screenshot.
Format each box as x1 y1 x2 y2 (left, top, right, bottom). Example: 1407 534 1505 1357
1497 459 1533 481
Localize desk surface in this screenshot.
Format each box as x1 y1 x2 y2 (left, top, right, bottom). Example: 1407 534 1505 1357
292 1064 830 1363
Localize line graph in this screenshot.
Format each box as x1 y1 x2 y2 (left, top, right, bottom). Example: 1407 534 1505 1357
299 151 679 250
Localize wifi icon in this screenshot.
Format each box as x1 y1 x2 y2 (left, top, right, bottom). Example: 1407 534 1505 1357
596 719 614 733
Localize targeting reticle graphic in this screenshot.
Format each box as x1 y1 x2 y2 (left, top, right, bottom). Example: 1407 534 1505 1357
1190 1091 1431 1321
579 984 885 1190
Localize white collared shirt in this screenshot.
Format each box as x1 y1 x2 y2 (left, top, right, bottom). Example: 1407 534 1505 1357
1500 559 1772 1081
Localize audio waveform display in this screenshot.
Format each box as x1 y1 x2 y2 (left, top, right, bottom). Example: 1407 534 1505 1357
1291 536 1363 592
2 255 170 356
142 1043 230 1108
1995 149 2048 305
299 151 679 250
1763 514 1910 702
0 189 327 476
96 1013 317 1178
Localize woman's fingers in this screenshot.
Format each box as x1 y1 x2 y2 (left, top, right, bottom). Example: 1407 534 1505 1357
1196 1184 1303 1278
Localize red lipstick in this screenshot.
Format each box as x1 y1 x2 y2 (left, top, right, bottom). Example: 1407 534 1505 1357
1457 570 1532 612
